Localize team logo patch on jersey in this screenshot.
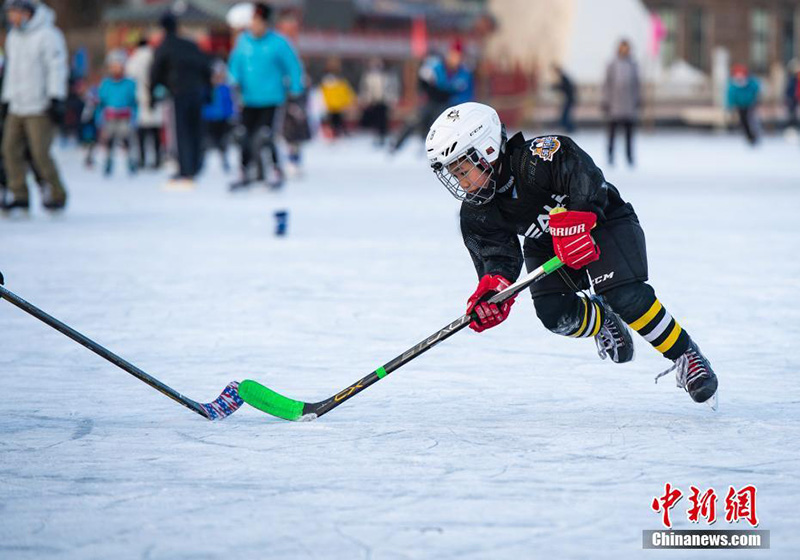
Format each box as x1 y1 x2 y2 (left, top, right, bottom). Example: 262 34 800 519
531 136 562 162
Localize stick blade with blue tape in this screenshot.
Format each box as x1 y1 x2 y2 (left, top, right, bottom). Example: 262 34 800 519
201 381 245 420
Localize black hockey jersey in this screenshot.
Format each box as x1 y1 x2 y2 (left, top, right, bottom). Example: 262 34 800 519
460 133 635 281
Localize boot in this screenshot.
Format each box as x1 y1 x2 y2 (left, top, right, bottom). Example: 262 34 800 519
593 295 635 364
656 341 719 405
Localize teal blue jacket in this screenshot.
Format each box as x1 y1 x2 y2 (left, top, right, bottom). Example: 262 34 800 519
228 31 304 107
727 77 760 109
98 77 137 122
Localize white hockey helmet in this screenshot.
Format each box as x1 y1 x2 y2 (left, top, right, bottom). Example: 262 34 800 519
426 102 505 205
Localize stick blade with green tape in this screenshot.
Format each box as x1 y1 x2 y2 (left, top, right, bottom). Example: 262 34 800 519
238 259 563 422
239 379 312 421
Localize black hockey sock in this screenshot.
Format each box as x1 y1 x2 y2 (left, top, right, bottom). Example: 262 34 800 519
567 296 604 338
625 298 690 361
534 293 603 338
601 283 692 361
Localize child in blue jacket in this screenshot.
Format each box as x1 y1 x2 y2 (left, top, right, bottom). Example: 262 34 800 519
726 64 760 145
202 60 235 172
98 49 138 176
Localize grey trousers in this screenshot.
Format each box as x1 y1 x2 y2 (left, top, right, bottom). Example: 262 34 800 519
2 113 67 203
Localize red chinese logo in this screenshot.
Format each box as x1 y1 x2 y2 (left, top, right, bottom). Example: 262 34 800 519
651 483 683 528
724 485 759 527
650 484 759 528
687 486 717 524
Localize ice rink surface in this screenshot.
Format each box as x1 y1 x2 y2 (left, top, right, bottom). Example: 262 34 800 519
1 131 799 559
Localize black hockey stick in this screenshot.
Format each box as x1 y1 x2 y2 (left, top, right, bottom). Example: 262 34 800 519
0 273 242 420
238 256 564 421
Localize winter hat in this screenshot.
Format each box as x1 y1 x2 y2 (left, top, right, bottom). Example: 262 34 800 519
160 12 178 33
4 0 37 12
731 64 748 79
253 2 272 21
226 3 255 30
106 49 128 67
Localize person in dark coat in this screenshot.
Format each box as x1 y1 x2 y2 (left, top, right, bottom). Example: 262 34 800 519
150 12 211 187
552 64 576 133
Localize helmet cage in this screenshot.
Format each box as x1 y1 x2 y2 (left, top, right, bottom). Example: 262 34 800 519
433 148 497 205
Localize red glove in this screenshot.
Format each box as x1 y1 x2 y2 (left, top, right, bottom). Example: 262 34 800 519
467 274 516 333
549 209 600 269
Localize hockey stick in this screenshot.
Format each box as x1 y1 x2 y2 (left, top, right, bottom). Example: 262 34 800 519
238 256 564 421
0 274 242 421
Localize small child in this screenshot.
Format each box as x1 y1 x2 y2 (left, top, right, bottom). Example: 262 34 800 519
320 57 355 139
202 60 235 172
98 49 138 176
80 81 100 168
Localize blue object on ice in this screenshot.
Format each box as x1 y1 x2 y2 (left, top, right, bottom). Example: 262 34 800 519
274 210 288 236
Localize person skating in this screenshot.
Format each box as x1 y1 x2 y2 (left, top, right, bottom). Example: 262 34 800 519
1 0 69 214
727 64 760 146
603 39 640 167
359 57 399 147
227 2 304 190
425 102 718 406
552 64 577 133
126 37 164 170
319 57 356 140
150 11 211 188
391 42 472 155
98 50 138 177
202 60 235 173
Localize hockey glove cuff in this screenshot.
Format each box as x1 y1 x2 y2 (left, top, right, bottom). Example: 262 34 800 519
467 274 516 333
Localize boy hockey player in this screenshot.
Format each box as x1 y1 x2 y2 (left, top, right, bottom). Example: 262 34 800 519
425 102 718 405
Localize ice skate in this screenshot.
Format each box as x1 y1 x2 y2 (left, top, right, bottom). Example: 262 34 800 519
655 341 718 408
229 175 252 191
1 193 30 217
285 161 303 179
593 296 634 363
41 183 67 213
267 167 285 190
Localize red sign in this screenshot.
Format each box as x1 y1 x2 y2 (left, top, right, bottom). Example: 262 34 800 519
651 484 760 528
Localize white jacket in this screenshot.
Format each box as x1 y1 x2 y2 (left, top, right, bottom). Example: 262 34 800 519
2 5 68 116
125 45 164 128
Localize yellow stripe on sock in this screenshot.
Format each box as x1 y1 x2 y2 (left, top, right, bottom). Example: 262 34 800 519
571 299 589 338
589 303 603 337
629 299 663 332
655 323 683 353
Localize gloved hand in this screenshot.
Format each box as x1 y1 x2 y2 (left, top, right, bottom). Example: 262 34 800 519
47 98 66 125
466 274 516 333
549 209 600 269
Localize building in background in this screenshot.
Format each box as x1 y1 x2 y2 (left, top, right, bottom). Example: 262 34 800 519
642 0 799 74
25 0 800 129
488 0 800 127
641 0 800 127
99 0 491 120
